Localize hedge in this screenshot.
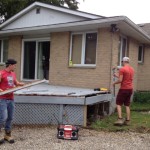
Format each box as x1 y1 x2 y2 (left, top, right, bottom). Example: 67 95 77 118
133 91 150 103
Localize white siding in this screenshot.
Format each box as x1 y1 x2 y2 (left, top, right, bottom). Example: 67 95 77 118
3 7 87 30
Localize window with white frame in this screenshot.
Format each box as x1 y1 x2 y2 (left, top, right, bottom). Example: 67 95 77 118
138 45 144 63
0 39 8 63
69 32 97 66
119 36 127 65
22 39 50 80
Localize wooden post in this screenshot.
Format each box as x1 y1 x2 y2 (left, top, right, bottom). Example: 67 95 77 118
94 104 99 118
83 105 87 127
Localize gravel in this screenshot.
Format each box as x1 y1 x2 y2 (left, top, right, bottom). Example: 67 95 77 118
0 126 150 150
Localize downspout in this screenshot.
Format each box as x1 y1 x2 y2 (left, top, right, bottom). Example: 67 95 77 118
109 30 114 92
109 24 119 95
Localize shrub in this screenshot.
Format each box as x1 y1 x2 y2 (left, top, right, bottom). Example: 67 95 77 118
133 91 150 103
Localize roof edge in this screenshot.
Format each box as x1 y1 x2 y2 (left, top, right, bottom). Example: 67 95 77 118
0 16 150 43
0 1 102 29
123 16 150 41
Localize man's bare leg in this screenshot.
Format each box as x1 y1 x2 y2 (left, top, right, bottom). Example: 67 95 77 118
125 106 130 120
123 106 131 125
114 105 124 125
117 105 122 118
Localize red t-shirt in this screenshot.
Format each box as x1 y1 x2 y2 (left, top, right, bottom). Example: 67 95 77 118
0 70 17 100
119 65 134 89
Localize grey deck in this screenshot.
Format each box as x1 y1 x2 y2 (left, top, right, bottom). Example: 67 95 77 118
14 83 112 105
15 82 107 97
13 83 115 126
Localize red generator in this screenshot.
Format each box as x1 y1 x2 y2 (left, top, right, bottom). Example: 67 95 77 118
57 125 79 140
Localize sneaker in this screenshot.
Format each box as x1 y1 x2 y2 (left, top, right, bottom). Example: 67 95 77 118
4 131 15 144
114 118 125 126
124 119 130 125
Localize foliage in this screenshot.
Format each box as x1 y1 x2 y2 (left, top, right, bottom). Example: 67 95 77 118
0 0 79 21
133 91 150 103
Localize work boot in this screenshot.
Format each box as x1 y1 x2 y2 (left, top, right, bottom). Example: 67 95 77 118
114 118 125 126
0 129 5 144
4 130 15 144
124 119 130 126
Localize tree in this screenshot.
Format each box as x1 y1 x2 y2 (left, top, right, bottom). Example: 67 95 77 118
0 0 80 22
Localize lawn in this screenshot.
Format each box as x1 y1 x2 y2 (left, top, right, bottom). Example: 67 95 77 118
91 102 150 133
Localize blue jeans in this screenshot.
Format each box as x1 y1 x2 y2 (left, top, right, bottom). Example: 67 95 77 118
0 99 15 131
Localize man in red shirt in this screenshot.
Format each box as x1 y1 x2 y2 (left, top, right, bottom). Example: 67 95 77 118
113 57 134 126
0 59 24 144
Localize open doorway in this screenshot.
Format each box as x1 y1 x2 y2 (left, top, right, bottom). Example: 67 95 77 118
37 41 50 80
23 40 50 80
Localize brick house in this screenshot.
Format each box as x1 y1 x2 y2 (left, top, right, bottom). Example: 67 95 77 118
137 23 150 91
0 1 150 92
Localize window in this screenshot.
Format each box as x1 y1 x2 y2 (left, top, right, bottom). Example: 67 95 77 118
36 7 40 14
118 36 127 65
70 32 97 66
0 39 8 63
22 40 50 80
138 45 144 63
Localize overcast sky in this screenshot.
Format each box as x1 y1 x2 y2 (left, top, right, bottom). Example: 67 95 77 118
77 0 150 24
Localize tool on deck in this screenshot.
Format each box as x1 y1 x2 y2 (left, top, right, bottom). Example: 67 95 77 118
94 88 108 91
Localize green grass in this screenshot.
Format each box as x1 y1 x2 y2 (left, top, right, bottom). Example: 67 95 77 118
130 102 150 111
90 102 150 133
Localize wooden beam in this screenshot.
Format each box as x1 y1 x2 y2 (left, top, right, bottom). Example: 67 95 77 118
83 105 87 127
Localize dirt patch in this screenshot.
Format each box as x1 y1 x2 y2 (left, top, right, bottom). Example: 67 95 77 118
141 111 150 114
135 126 150 133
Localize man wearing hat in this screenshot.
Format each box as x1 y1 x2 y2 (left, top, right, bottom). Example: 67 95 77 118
0 59 24 144
113 57 134 126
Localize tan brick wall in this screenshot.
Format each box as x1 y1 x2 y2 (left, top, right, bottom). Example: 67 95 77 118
49 29 141 91
8 36 22 80
3 30 147 91
49 29 121 89
128 38 139 91
137 45 150 91
109 32 121 92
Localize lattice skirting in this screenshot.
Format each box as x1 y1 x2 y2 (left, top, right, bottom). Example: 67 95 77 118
13 103 84 126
